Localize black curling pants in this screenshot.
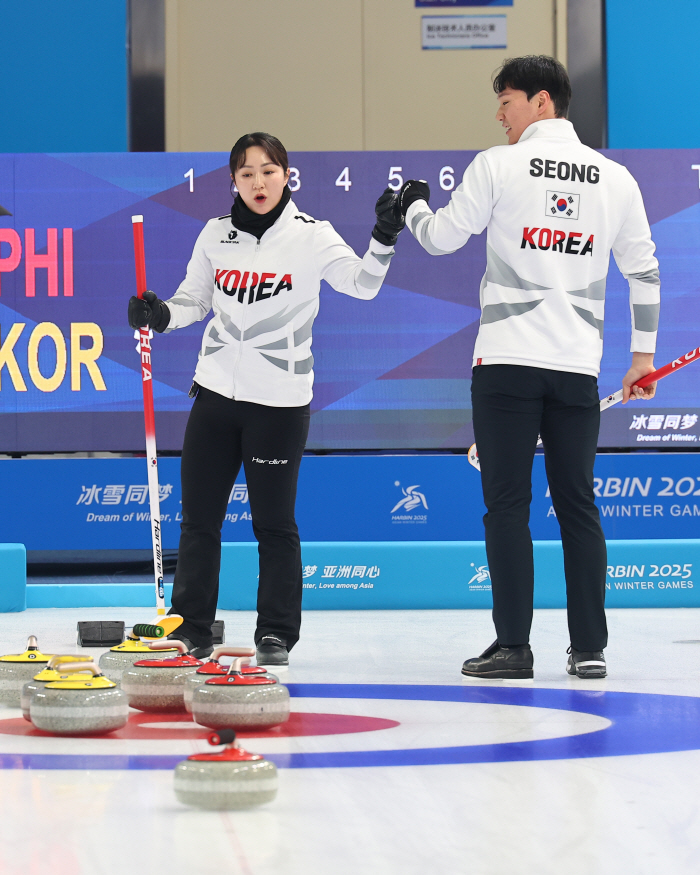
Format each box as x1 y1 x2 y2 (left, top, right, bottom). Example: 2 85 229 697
170 386 310 649
471 364 608 652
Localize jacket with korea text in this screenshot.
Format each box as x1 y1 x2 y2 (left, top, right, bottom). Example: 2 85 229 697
406 119 660 377
164 199 393 406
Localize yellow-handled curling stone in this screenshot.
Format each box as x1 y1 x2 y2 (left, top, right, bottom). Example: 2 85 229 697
183 645 277 713
174 729 278 810
21 654 94 721
98 615 183 683
29 661 129 736
0 637 54 707
121 639 202 712
191 657 290 730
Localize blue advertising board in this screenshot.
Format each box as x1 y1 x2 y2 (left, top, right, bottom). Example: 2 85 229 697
0 150 698 452
16 538 700 611
0 452 699 552
218 539 700 610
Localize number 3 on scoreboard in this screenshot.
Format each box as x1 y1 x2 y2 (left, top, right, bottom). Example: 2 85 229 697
335 167 352 192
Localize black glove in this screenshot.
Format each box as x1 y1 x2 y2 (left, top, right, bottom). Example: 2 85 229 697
128 289 171 333
399 180 430 217
372 188 405 247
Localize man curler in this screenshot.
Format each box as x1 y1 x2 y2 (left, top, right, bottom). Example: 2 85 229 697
399 56 660 680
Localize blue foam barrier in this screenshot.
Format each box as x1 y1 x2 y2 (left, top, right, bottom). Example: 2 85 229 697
16 540 700 610
26 584 173 610
0 544 26 612
218 539 700 610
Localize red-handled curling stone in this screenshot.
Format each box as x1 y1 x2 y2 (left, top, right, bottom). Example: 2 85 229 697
191 657 290 730
183 646 278 713
174 728 278 809
0 637 54 707
98 620 181 683
29 662 128 736
120 639 202 712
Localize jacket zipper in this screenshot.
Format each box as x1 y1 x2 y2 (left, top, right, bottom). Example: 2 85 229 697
231 237 261 397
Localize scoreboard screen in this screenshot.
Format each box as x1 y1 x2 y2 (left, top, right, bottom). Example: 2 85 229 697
0 150 698 452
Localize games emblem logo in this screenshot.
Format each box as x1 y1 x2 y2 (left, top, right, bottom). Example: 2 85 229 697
391 482 428 524
467 563 491 591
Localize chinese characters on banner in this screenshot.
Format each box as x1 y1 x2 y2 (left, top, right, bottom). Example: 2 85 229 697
630 414 698 430
77 483 174 506
421 15 506 49
76 482 250 506
301 563 382 590
629 413 698 444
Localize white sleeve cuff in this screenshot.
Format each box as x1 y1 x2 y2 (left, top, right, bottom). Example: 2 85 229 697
405 199 431 230
369 237 395 255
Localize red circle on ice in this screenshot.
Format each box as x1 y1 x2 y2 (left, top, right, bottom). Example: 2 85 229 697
0 711 399 740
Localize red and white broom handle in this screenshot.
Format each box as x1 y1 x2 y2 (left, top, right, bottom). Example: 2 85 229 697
599 345 700 412
468 345 700 470
131 215 165 615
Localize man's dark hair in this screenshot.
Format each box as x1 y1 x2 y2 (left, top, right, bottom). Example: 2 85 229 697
493 55 572 118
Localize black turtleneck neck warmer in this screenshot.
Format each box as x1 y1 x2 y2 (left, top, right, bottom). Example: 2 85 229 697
230 185 292 241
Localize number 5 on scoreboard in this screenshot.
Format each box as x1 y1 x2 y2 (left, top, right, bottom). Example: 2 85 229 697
388 167 403 191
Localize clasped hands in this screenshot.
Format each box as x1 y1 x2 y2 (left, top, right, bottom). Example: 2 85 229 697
372 180 431 247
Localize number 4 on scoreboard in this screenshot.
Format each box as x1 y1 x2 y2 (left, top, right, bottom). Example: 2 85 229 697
335 167 352 192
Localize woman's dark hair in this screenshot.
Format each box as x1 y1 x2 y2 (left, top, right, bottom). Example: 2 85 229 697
229 132 289 176
493 55 572 118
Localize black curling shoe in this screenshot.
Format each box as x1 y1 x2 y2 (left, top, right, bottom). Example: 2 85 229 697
166 633 214 660
256 635 289 666
566 646 606 678
461 640 534 679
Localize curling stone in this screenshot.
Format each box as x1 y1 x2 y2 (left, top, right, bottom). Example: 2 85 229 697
191 658 290 730
21 654 94 722
0 637 54 707
183 646 277 713
98 621 181 683
174 729 277 810
120 640 202 713
29 662 129 736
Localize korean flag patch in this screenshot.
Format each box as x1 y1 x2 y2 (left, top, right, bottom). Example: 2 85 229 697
546 190 580 220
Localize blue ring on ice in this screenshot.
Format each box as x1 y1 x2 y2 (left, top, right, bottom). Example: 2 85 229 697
2 683 700 770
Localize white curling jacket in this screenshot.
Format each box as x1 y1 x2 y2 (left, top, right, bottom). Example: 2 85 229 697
406 119 660 377
164 199 394 407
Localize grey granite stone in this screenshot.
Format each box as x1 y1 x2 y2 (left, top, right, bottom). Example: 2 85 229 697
174 758 278 809
191 682 290 729
98 648 175 684
121 664 201 713
183 670 278 712
29 687 129 735
0 661 51 707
